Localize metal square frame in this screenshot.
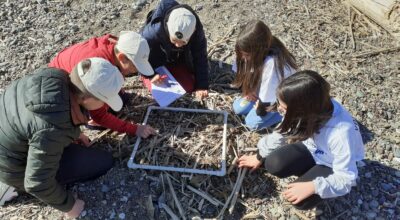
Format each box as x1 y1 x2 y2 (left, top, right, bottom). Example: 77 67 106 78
128 106 228 176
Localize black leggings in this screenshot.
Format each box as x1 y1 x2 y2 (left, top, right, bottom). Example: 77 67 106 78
263 142 333 210
56 143 114 185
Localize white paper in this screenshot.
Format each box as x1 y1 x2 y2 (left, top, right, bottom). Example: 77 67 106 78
151 66 186 107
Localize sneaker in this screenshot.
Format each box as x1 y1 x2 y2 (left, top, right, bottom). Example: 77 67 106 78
0 182 18 206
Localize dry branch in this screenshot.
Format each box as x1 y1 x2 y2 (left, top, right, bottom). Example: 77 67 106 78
186 185 224 207
165 174 186 220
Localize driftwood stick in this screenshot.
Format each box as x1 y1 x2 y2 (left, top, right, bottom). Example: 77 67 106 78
227 157 238 175
165 174 186 220
228 168 248 214
186 185 224 206
217 168 243 219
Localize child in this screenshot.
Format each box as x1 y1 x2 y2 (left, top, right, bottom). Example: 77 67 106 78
49 31 156 138
140 0 209 99
238 70 365 210
0 58 126 217
232 20 297 130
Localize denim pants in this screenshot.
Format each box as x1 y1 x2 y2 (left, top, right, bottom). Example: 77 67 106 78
232 97 282 130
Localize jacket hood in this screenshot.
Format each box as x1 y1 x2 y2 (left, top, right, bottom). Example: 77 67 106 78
24 68 72 125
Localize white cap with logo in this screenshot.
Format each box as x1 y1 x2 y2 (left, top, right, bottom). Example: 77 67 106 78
167 8 196 43
116 31 154 76
77 57 124 112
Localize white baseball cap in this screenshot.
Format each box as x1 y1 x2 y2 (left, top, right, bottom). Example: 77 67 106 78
77 57 124 111
116 31 154 76
167 8 196 43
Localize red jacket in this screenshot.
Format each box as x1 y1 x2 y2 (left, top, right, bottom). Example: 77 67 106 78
49 34 137 136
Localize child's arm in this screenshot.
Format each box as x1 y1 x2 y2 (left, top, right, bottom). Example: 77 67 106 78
89 105 137 136
312 135 359 199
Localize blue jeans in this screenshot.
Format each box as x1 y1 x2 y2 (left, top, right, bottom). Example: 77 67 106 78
232 97 282 130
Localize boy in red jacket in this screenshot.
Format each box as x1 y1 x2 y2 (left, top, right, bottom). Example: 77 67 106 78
49 31 156 138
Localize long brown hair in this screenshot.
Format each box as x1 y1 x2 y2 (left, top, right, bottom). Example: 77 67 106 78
232 20 297 96
276 70 333 143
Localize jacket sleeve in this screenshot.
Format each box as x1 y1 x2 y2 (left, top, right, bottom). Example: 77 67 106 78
190 24 209 90
25 128 76 212
89 105 138 136
312 133 359 198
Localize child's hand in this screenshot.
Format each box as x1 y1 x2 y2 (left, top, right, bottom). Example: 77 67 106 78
282 181 315 204
244 92 257 102
195 90 208 99
78 133 91 147
237 154 262 172
136 125 157 138
151 74 167 85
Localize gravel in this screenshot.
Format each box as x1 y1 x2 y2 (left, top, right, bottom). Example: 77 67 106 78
0 0 399 219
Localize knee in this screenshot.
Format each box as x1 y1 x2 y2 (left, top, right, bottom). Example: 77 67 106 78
232 98 252 115
244 117 262 130
264 154 288 178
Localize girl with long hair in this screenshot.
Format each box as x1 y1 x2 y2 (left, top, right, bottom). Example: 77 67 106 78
238 70 365 210
232 20 297 130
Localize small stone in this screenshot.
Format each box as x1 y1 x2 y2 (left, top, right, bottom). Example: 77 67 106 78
381 183 392 191
362 202 369 210
365 172 372 178
395 171 400 178
81 210 87 217
118 213 125 219
120 196 128 202
78 186 86 192
71 25 79 32
357 199 363 205
369 200 379 209
101 185 110 193
371 189 379 197
289 215 300 220
356 91 364 97
366 211 377 219
394 147 400 158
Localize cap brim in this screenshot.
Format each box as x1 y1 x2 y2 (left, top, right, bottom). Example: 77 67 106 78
105 94 123 112
132 57 154 76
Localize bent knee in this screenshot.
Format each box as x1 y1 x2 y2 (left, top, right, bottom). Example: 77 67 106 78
264 154 289 178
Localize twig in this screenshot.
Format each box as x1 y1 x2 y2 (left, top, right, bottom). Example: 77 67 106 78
217 168 245 218
292 209 311 220
228 168 248 214
348 6 356 50
165 174 186 220
87 115 127 146
160 203 180 220
227 157 238 175
186 185 224 206
353 46 400 58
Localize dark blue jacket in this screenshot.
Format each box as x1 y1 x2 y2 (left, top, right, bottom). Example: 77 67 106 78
140 0 209 90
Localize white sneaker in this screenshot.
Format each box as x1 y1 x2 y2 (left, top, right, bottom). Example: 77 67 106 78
0 182 18 206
